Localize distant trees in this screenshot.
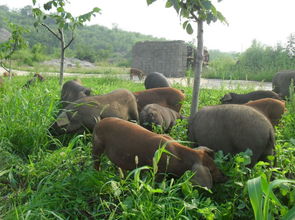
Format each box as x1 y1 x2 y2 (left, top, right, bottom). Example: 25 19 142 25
0 6 164 67
32 0 100 85
205 40 295 81
286 33 295 57
0 21 28 76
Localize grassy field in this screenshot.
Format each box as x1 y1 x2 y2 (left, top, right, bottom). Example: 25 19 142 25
0 75 294 219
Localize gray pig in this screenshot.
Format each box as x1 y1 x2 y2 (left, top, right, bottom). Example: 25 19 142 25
49 88 139 136
144 72 171 89
220 90 281 104
139 103 183 132
272 70 295 99
61 79 92 108
188 104 275 166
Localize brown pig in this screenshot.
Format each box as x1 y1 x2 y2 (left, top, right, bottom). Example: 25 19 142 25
49 89 139 136
244 98 286 127
139 103 183 132
3 71 16 77
133 87 185 113
23 73 45 88
130 68 145 80
61 79 92 108
92 117 227 189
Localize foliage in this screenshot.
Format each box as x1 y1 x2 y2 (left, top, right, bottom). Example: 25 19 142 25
147 0 227 120
147 0 226 34
203 55 236 79
0 21 28 72
204 40 295 81
0 74 294 219
247 174 295 220
31 0 100 84
0 6 165 67
286 33 295 57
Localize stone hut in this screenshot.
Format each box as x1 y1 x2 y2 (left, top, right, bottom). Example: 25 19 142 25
131 40 196 78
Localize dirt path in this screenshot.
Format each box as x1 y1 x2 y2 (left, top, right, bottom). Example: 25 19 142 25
1 67 272 90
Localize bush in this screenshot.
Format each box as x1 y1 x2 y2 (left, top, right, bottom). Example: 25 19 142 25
205 40 295 81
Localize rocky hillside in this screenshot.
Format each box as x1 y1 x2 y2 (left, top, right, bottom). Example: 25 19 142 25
0 28 10 43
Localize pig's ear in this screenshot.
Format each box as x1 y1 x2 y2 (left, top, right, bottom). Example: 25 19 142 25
221 93 232 102
194 146 215 159
191 163 213 189
85 88 91 96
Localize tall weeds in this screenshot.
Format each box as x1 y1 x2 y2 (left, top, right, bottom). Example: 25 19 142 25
0 75 294 219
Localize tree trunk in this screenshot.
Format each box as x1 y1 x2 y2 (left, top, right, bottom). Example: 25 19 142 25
59 28 65 85
189 20 204 122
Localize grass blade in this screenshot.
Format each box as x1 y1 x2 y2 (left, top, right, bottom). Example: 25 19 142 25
247 176 263 220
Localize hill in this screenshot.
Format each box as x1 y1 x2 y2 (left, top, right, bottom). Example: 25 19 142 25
0 5 166 66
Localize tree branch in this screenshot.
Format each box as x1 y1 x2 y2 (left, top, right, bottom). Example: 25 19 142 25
190 12 199 22
41 23 61 40
0 62 9 72
64 31 74 50
4 42 18 59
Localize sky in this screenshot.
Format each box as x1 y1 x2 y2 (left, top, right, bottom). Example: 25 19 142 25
1 0 295 52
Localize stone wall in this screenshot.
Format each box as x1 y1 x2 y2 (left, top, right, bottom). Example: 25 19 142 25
132 40 193 77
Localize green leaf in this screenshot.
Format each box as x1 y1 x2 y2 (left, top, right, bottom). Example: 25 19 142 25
182 20 189 29
32 8 43 17
146 0 157 5
248 176 295 220
186 23 193 34
92 7 101 13
206 12 217 24
144 183 164 193
0 169 10 177
216 11 228 24
165 1 173 8
180 8 190 18
169 0 180 13
64 23 69 30
200 0 213 10
43 2 52 10
33 21 39 28
57 7 64 13
268 179 295 207
247 176 263 220
65 12 72 19
283 205 295 220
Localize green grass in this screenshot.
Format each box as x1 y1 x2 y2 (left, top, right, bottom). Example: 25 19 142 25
0 75 294 219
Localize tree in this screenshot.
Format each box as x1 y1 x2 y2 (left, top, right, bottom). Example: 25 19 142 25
147 0 226 120
20 5 34 17
286 33 295 57
0 21 28 77
32 0 100 85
